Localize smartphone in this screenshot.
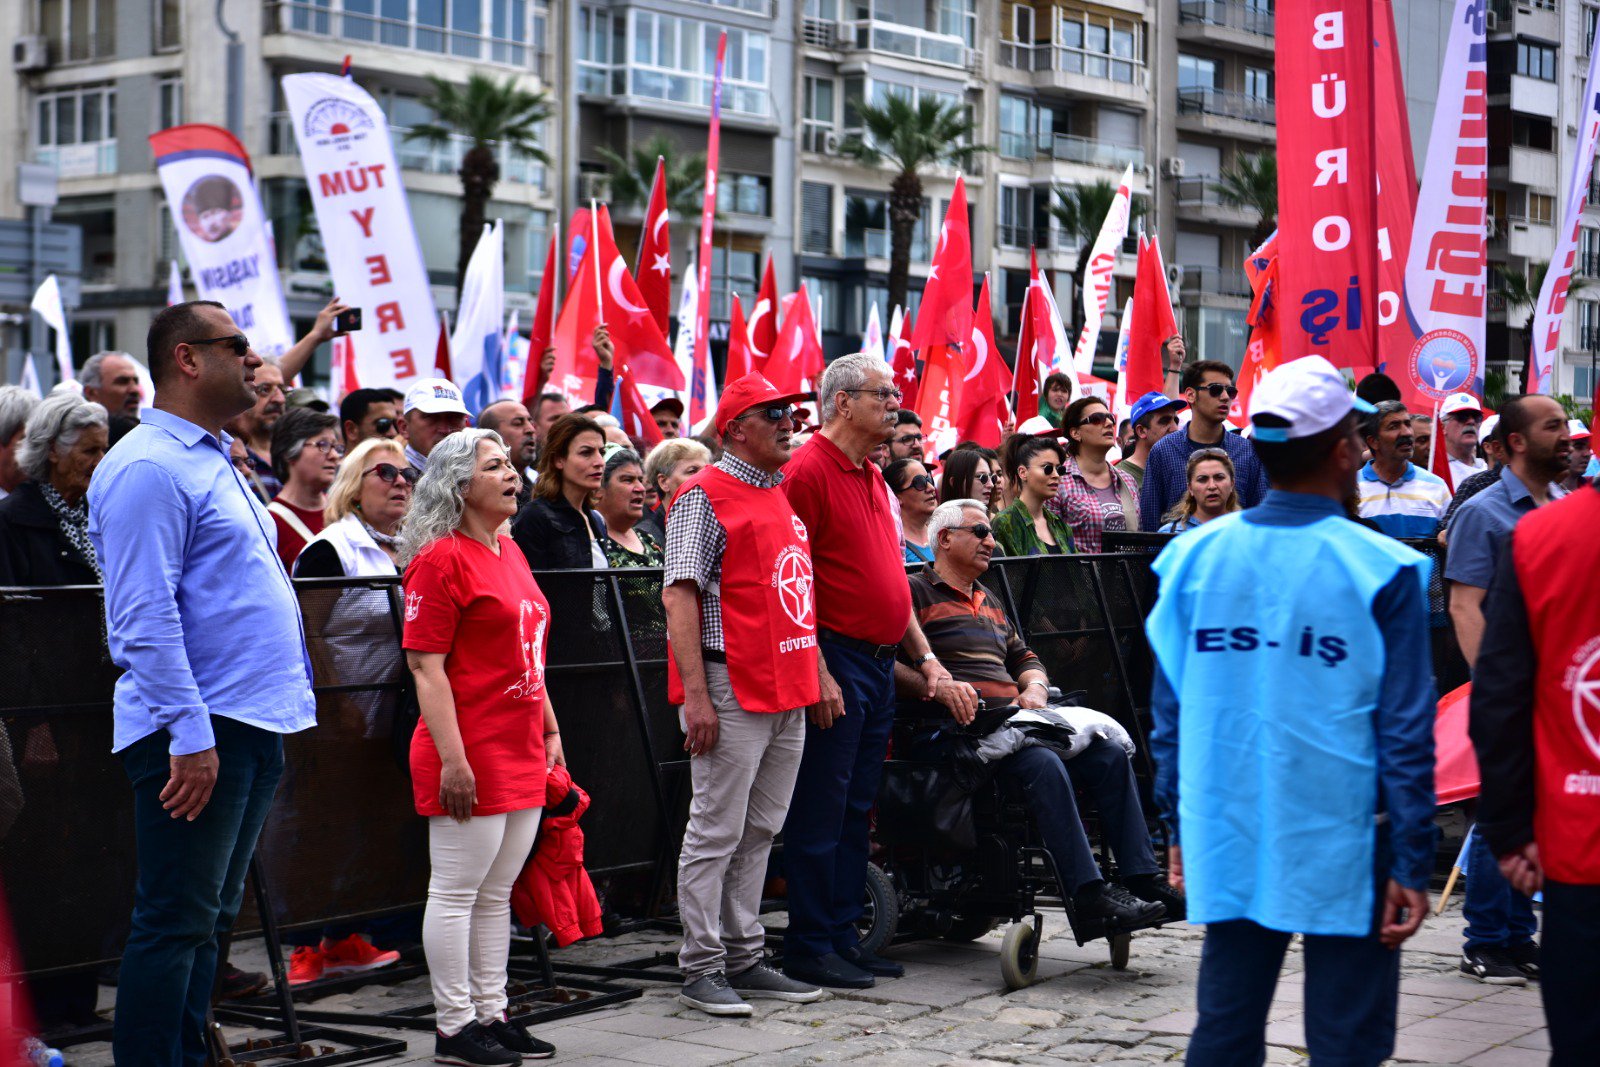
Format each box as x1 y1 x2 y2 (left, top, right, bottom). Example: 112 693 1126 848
333 307 363 334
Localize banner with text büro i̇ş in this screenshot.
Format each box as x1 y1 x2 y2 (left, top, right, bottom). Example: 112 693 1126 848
1400 0 1488 405
151 125 296 358
282 73 438 390
1275 2 1379 372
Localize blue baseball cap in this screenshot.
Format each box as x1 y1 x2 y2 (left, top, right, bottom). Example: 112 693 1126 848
1128 391 1188 427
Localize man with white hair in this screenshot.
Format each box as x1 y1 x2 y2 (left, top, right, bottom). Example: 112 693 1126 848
778 353 969 990
80 352 145 418
0 386 40 501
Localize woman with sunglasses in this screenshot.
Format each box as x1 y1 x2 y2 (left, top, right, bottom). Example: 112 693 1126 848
885 457 939 563
1155 448 1240 534
940 448 1000 516
268 406 342 570
1048 397 1140 554
293 437 416 578
991 436 1076 557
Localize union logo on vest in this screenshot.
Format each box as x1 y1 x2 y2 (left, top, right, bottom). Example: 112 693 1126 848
1571 640 1600 762
772 546 814 629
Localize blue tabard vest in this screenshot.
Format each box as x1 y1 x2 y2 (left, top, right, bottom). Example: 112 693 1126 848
1146 510 1430 936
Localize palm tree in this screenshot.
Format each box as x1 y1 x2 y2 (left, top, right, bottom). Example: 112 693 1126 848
1211 153 1277 249
1498 262 1592 391
840 95 986 314
595 136 706 218
1050 180 1147 335
406 73 551 295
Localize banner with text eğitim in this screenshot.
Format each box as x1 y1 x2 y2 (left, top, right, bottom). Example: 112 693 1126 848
151 125 295 358
1275 2 1379 372
283 73 437 389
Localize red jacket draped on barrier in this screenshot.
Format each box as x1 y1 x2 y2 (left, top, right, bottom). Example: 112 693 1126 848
511 765 604 947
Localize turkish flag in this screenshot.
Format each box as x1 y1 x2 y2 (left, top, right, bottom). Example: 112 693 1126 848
956 276 1009 448
766 287 825 394
1231 232 1282 429
520 232 560 403
617 369 666 448
748 257 779 373
331 332 359 402
909 176 973 356
1430 401 1455 492
726 292 755 383
890 308 919 411
635 157 672 335
434 313 453 382
1124 234 1179 402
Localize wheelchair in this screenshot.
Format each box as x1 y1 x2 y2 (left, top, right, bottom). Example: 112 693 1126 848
862 694 1170 989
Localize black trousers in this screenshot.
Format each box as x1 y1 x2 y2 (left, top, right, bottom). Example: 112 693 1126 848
1542 879 1600 1065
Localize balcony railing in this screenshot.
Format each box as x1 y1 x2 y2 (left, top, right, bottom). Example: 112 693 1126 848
844 228 929 261
268 113 547 190
1179 265 1251 297
1178 0 1275 38
842 19 971 70
998 223 1053 250
1036 132 1145 170
1177 87 1275 125
266 0 548 73
35 142 118 179
998 41 1146 87
1175 176 1230 205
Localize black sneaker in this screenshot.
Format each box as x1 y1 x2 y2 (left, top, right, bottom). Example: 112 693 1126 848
484 1015 554 1059
1074 881 1166 929
1123 873 1187 923
435 1021 522 1066
1460 946 1527 986
1504 940 1540 982
216 963 269 1001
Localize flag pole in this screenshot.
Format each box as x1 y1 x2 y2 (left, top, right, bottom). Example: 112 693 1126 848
590 198 604 327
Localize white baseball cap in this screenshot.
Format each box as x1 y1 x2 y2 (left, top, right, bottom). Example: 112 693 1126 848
1481 414 1501 442
1440 392 1483 418
403 377 469 417
1567 418 1591 441
1248 356 1375 442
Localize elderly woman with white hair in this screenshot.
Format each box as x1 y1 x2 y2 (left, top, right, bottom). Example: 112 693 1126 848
0 385 41 501
638 437 711 542
399 428 561 1064
0 391 109 585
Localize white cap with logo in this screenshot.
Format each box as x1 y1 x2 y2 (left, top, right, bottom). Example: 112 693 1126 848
1440 392 1483 418
403 377 470 417
1248 356 1375 443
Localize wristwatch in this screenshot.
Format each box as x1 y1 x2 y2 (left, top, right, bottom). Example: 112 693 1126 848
917 652 938 666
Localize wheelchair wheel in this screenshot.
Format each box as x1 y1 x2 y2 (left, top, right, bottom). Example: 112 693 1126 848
940 915 1001 942
857 863 900 956
999 920 1040 990
1108 931 1131 970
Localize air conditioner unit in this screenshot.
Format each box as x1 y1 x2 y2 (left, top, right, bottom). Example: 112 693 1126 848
1162 156 1186 179
1139 163 1155 183
835 22 858 47
1485 10 1498 31
1485 216 1499 238
11 35 48 72
1166 263 1184 289
823 131 842 155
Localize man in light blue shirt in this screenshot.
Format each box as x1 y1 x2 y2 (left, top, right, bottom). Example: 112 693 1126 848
88 300 315 1067
1355 400 1451 539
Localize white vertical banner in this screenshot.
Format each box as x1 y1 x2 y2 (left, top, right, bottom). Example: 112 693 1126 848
1529 20 1600 392
450 220 506 414
29 274 73 382
1073 162 1134 377
282 73 439 389
19 355 42 399
166 259 185 306
149 126 296 358
861 302 886 362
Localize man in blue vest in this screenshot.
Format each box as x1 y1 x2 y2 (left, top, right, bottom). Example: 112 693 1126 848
1146 356 1436 1067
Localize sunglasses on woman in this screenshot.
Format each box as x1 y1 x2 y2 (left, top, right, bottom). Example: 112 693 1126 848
898 474 935 492
973 472 995 485
1031 462 1061 476
364 463 422 485
1076 412 1116 428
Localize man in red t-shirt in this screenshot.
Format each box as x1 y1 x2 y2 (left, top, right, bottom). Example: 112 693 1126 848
663 373 827 1016
779 354 973 990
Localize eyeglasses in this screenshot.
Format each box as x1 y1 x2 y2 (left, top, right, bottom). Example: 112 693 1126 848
372 417 398 436
304 439 344 456
844 386 904 402
1198 383 1240 399
188 334 251 357
364 463 421 485
1031 462 1061 476
1077 412 1116 428
950 523 993 540
973 472 995 485
895 433 924 445
737 404 794 424
898 474 935 492
252 383 288 399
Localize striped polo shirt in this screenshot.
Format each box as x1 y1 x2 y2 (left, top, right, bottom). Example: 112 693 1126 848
906 565 1043 697
1356 461 1450 539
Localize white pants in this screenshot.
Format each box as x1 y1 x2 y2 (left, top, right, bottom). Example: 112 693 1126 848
424 808 542 1036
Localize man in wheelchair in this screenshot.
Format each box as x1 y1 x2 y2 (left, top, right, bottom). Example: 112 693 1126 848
894 499 1183 931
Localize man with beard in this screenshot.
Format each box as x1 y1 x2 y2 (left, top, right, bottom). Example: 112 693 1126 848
1446 393 1573 986
236 358 287 497
478 399 536 505
1355 400 1451 538
1559 420 1590 492
1440 392 1488 487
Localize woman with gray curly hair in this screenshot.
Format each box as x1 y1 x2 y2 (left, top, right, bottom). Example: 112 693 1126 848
0 391 109 585
398 428 562 1064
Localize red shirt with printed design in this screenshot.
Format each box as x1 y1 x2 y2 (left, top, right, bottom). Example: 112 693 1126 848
402 532 549 816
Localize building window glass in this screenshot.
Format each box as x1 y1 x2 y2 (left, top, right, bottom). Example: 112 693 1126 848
803 75 835 152
1053 9 1144 84
526 209 551 292
717 173 771 217
34 85 118 178
1178 54 1218 89
604 9 770 117
274 0 546 69
1528 193 1556 224
801 181 833 254
156 78 183 130
155 0 181 49
1244 66 1272 100
999 95 1035 159
711 248 758 320
998 186 1034 248
1516 41 1556 81
37 0 116 62
802 276 843 334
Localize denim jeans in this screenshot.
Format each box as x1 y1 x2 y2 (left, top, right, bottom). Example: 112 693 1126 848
1462 828 1538 950
781 641 895 960
113 717 285 1067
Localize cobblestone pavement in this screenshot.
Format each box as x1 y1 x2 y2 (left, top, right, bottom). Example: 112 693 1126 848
67 894 1549 1066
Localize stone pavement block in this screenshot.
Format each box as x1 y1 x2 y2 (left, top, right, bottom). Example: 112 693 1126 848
582 1010 721 1038
1400 1015 1542 1046
1391 1031 1498 1063
536 1025 645 1056
1141 1010 1198 1034
669 1023 814 1054
1437 998 1548 1026
1507 1028 1550 1050
1461 1047 1553 1067
1398 974 1500 1000
613 1037 752 1066
996 1006 1064 1028
1398 992 1477 1017
1263 1017 1305 1049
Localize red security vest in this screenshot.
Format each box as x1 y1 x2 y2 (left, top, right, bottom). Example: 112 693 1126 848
666 467 821 713
1510 486 1600 884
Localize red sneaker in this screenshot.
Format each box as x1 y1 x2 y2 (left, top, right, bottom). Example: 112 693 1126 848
320 933 401 976
288 946 324 986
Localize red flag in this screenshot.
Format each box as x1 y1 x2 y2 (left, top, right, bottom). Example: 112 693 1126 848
891 310 919 411
520 232 560 403
725 292 755 383
1012 284 1038 418
766 288 825 394
332 332 359 402
1232 232 1281 429
1125 234 1179 402
616 369 666 448
1434 683 1480 804
909 176 973 355
434 313 452 381
918 343 964 454
1374 0 1419 386
1429 401 1455 492
566 207 592 283
636 157 672 335
748 257 779 372
956 277 1009 448
596 206 682 389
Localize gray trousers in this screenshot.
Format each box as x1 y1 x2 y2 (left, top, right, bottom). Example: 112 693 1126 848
676 662 805 981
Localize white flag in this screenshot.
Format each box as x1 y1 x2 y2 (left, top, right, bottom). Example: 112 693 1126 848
1073 163 1135 377
19 355 42 399
30 274 73 383
450 220 507 415
1111 297 1134 420
861 302 886 362
166 259 184 306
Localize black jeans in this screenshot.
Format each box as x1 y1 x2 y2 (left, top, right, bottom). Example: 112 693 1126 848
1542 879 1600 1065
114 717 284 1067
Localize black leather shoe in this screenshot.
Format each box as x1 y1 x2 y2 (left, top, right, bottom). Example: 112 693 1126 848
1074 881 1166 929
840 946 904 978
1123 874 1186 923
781 951 875 989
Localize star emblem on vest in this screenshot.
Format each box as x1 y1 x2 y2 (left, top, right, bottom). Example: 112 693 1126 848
405 591 423 622
773 547 814 629
1572 643 1600 761
791 515 808 542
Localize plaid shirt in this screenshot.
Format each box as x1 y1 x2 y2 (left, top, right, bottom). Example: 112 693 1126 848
1046 453 1140 554
662 452 782 651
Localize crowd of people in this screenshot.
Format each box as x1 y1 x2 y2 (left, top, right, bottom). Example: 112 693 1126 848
3 297 1596 1067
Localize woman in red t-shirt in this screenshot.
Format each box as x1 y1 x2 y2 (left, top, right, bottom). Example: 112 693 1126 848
400 428 562 1063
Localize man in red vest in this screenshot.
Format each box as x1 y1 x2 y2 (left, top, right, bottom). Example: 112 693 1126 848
1471 478 1600 1064
663 373 828 1017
